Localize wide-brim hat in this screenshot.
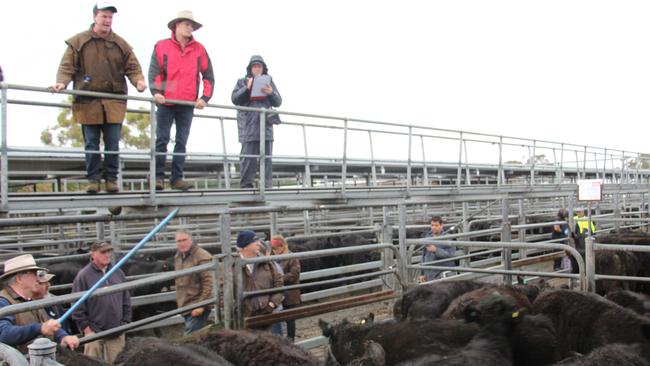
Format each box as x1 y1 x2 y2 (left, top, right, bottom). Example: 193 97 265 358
1 254 47 280
168 10 203 31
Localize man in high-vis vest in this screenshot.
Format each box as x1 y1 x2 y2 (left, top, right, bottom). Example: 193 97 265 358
0 254 79 351
574 209 596 236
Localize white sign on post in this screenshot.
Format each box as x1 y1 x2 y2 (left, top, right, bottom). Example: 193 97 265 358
577 179 603 201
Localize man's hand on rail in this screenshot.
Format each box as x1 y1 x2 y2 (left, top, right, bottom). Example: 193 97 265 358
61 335 80 350
195 99 207 110
154 93 166 105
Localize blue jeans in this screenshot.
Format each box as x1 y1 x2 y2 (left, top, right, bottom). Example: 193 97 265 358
82 123 122 181
183 309 211 335
155 105 194 183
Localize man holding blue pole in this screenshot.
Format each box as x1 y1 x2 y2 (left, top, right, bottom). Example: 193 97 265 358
72 241 130 363
0 254 79 352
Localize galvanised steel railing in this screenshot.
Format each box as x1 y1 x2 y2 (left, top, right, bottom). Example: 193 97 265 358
2 83 649 211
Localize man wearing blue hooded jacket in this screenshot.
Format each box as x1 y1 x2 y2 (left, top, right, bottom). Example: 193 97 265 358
231 55 282 188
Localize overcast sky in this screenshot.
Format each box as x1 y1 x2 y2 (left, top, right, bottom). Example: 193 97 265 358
1 1 649 166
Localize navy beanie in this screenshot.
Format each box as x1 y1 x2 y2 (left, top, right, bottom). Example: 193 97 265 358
236 230 258 248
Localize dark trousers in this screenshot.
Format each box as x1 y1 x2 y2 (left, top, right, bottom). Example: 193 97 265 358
82 123 122 181
155 105 194 183
240 140 273 188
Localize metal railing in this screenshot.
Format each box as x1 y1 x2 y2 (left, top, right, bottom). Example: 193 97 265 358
2 83 650 211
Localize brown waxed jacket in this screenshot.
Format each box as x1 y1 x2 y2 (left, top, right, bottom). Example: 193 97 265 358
277 256 301 306
55 25 144 124
241 260 284 317
174 245 214 313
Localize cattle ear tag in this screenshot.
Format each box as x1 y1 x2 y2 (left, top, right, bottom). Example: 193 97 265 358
511 311 520 319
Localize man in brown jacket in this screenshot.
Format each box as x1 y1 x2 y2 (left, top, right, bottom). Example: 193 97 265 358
174 230 214 335
52 2 146 194
236 230 284 330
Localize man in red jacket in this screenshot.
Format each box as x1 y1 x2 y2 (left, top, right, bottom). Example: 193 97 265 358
148 10 214 191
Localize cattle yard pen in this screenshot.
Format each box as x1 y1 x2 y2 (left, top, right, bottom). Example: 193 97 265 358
1 82 650 361
0 197 648 353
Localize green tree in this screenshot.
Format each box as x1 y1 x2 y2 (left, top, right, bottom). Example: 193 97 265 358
627 153 650 169
41 98 151 149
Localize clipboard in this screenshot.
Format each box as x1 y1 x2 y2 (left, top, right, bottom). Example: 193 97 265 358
250 75 271 101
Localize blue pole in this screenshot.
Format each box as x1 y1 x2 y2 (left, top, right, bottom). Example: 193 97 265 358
58 208 179 324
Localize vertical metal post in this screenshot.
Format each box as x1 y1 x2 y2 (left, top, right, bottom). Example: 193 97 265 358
380 206 395 291
559 144 564 184
1 84 8 210
96 221 104 241
456 132 463 188
368 131 377 187
302 125 312 187
635 153 641 184
270 212 278 237
582 146 587 179
585 235 596 292
148 101 157 201
420 135 429 186
501 198 512 284
406 126 412 194
603 149 608 183
593 152 599 180
518 199 526 259
259 111 266 195
210 256 221 324
461 202 470 266
620 150 627 184
552 148 558 184
219 117 231 189
397 204 409 284
497 136 503 187
234 256 244 329
303 210 311 235
464 140 470 186
567 194 575 235
574 150 580 181
220 213 233 329
530 140 536 186
339 118 349 195
28 338 57 366
614 193 620 232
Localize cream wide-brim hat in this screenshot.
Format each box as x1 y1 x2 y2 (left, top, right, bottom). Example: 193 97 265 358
1 254 47 280
168 10 203 31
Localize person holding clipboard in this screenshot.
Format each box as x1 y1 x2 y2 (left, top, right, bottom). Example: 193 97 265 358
231 55 283 188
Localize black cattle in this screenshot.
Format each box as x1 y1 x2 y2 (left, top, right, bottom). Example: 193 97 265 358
320 313 479 366
115 337 232 366
596 232 650 294
441 285 533 320
185 329 320 366
604 289 650 316
398 294 536 366
393 280 491 320
551 343 648 366
533 289 650 360
56 347 111 366
47 261 85 294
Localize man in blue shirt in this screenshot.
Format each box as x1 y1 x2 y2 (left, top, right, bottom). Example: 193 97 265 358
418 216 456 283
0 254 79 351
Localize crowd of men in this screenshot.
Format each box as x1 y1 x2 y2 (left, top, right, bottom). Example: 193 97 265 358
0 228 300 361
51 2 282 193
